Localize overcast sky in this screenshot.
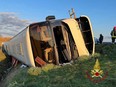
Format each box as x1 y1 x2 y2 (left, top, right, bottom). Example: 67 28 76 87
0 12 30 36
0 0 116 42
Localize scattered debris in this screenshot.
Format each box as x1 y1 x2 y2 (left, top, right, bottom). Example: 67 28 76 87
20 64 27 68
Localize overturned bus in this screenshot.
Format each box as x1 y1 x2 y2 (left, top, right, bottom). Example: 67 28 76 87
2 15 95 67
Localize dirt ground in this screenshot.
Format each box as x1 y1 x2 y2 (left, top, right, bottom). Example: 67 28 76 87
0 37 11 46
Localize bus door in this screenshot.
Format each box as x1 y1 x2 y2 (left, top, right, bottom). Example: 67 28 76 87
76 16 95 54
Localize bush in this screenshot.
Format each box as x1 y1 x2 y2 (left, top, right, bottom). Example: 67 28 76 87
27 67 41 76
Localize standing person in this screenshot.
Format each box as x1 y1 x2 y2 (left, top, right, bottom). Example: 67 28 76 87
111 26 116 43
99 34 104 44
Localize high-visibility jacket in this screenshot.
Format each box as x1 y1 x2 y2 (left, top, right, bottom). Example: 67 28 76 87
111 30 116 38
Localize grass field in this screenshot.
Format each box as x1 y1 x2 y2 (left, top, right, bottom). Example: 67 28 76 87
0 50 6 62
2 44 115 87
0 36 11 61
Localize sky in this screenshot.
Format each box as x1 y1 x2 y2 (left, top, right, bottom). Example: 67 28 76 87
0 0 116 42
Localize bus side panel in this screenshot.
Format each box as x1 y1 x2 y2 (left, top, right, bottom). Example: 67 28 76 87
3 27 35 67
25 28 35 67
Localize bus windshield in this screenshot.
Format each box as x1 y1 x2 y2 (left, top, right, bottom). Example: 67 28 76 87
29 23 55 65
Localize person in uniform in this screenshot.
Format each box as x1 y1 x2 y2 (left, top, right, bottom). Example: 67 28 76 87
99 34 104 44
111 26 116 43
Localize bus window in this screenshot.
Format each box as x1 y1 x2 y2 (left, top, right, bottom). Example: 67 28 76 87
30 25 42 59
39 25 54 63
30 24 55 64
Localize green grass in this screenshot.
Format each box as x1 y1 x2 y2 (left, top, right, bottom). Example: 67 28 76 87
4 44 116 87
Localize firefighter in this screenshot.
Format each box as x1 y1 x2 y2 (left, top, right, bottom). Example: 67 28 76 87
111 26 116 43
99 34 103 44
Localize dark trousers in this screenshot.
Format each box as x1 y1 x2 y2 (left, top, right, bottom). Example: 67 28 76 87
99 39 103 44
112 38 115 43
